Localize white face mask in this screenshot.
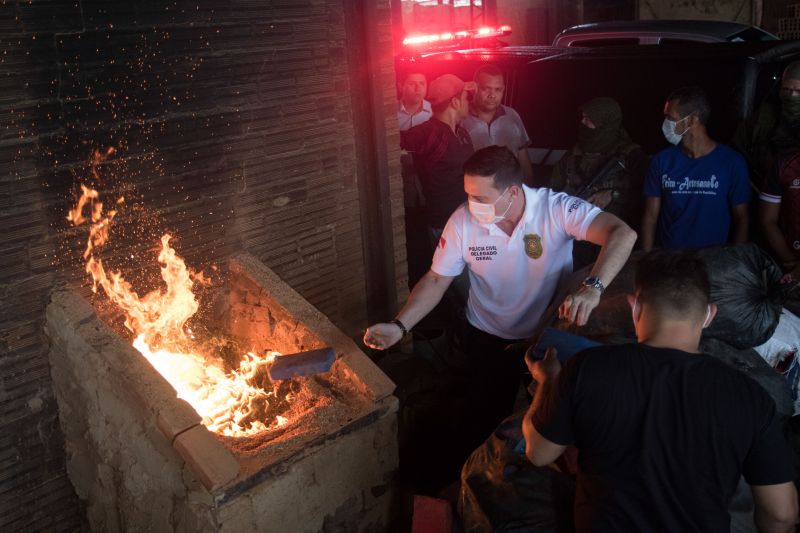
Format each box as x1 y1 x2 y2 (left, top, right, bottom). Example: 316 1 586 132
661 115 691 145
468 187 512 225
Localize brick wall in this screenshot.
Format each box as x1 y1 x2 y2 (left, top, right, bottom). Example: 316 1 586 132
763 1 800 37
0 0 404 529
638 0 755 21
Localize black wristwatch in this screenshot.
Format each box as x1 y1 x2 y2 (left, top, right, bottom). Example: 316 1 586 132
582 276 605 293
390 318 408 337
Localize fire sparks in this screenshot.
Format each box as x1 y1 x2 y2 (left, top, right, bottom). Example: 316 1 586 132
69 184 285 437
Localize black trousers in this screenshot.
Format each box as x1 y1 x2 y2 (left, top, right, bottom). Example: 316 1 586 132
462 322 527 451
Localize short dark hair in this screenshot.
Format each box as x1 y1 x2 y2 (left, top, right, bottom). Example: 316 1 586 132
634 250 710 320
463 145 523 190
474 64 503 82
667 85 711 125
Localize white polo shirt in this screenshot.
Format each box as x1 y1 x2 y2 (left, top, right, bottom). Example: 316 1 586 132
461 105 530 151
431 185 600 339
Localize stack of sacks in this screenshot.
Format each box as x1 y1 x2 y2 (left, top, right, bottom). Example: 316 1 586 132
755 309 800 415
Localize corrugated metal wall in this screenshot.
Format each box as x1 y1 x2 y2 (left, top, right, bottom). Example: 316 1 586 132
0 1 405 529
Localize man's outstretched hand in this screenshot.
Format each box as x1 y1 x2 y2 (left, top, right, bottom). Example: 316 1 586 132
363 323 403 350
559 286 601 326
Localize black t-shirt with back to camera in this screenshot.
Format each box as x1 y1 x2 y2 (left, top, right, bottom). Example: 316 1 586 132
533 343 792 533
400 117 474 229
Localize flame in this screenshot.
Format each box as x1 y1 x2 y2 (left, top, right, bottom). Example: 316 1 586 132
133 336 280 435
69 184 284 437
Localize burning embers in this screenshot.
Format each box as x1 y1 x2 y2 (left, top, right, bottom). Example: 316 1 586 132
68 184 292 437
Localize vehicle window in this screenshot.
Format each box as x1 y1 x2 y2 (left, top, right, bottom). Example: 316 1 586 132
569 38 640 47
511 54 748 157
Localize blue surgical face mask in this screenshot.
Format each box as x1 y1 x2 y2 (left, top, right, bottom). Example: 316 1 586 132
468 187 512 225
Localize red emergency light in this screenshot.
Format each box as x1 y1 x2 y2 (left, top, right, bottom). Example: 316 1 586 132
402 25 512 48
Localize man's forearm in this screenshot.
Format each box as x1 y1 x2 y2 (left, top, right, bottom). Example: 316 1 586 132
763 221 796 264
521 394 537 448
522 379 554 463
591 224 637 286
731 223 748 244
395 270 453 329
731 213 749 244
530 378 552 417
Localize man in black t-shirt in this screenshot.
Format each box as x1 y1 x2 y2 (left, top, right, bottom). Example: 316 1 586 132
401 73 476 232
522 250 798 532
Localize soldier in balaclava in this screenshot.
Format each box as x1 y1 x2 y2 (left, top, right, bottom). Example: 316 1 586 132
551 97 648 228
734 60 800 184
551 97 648 268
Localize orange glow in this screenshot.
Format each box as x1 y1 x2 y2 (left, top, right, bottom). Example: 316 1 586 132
69 184 286 437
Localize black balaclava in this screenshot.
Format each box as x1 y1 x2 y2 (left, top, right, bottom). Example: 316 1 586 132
577 97 624 154
775 62 800 148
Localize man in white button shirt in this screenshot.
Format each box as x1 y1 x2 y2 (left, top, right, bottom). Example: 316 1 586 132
397 71 434 286
397 72 432 132
461 65 534 180
365 146 636 449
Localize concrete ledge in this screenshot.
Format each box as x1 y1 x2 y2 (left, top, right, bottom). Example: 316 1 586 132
157 398 203 443
174 425 241 492
47 286 180 423
48 284 234 494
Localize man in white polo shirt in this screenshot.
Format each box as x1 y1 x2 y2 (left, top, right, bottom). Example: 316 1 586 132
364 146 636 449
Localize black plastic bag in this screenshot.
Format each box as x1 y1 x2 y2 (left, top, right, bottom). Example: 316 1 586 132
698 244 783 349
783 277 800 318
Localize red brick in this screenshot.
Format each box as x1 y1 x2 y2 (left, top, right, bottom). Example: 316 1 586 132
411 495 453 533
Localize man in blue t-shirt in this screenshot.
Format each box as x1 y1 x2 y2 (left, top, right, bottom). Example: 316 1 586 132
641 86 751 250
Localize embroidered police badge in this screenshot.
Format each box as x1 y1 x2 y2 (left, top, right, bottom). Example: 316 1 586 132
524 234 543 259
